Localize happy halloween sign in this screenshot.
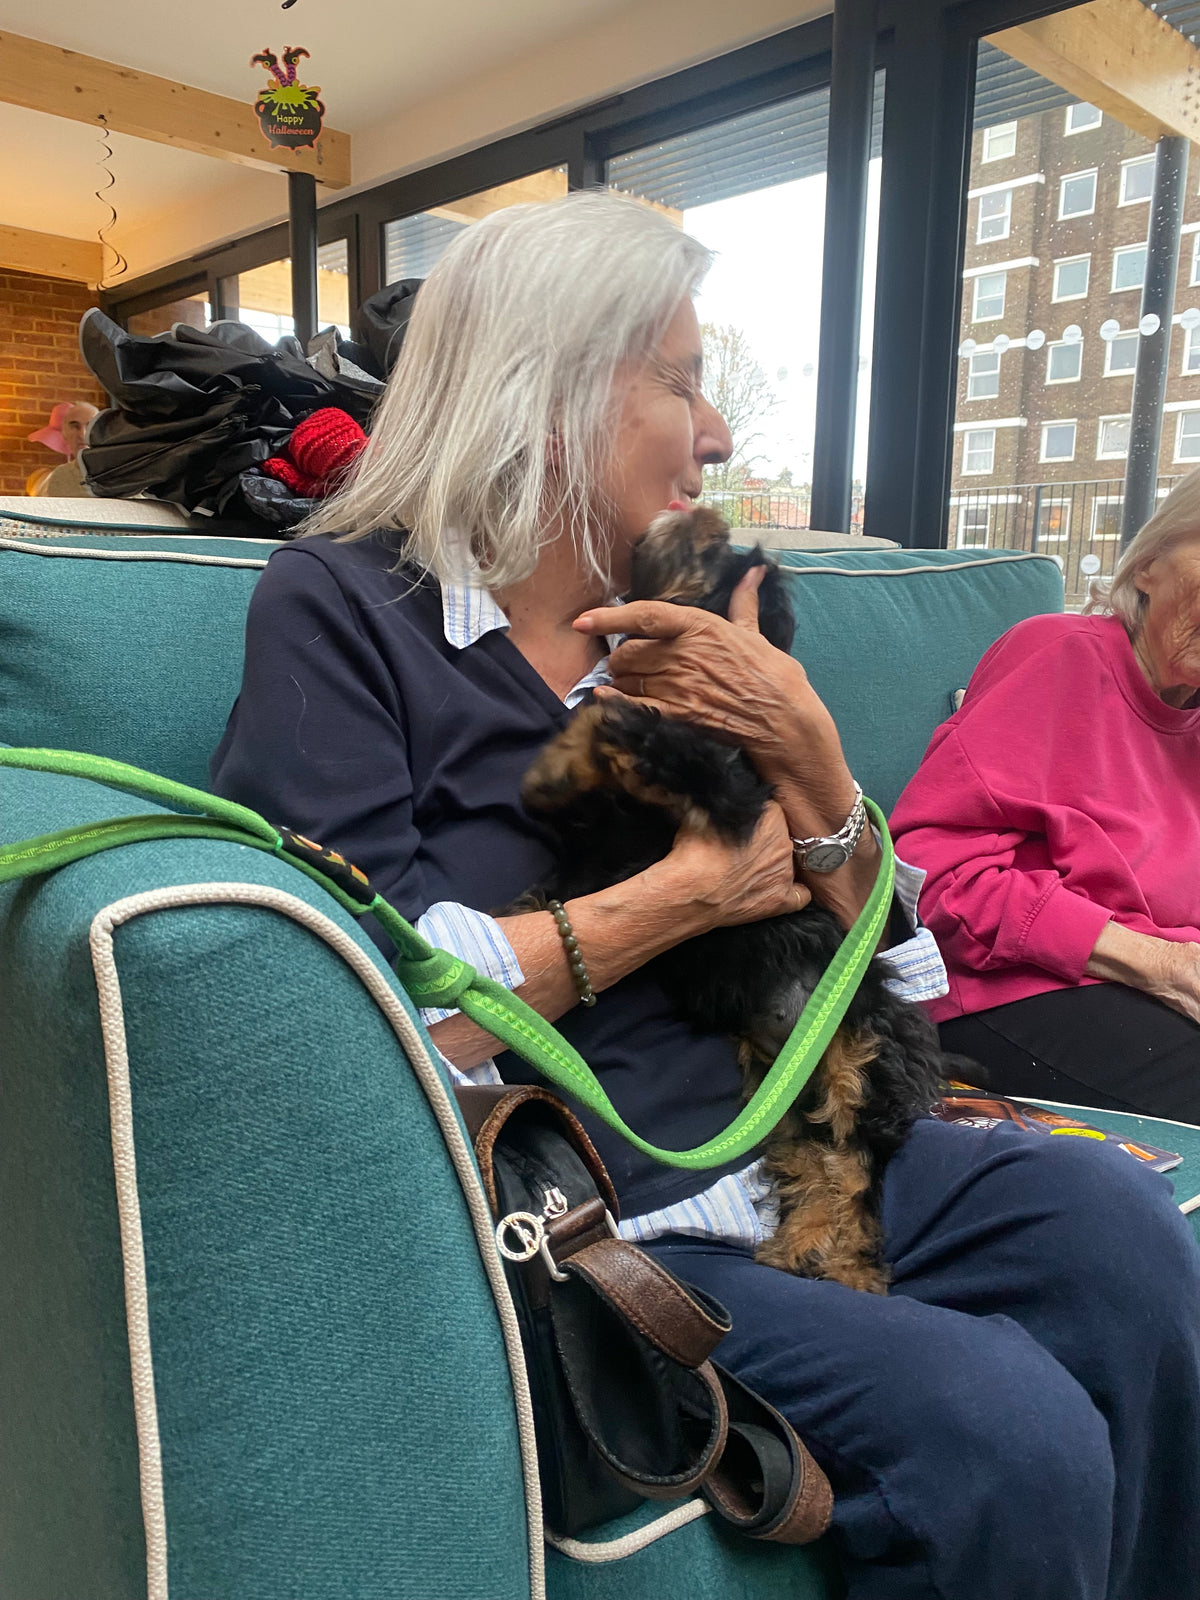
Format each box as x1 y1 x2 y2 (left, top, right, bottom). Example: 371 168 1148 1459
251 46 325 150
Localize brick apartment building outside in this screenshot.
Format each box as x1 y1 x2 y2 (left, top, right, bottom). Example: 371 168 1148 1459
950 103 1200 574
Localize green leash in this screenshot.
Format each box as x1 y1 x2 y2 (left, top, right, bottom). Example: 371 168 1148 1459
0 746 894 1171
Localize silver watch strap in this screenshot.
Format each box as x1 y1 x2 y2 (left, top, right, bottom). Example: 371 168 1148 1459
790 781 866 859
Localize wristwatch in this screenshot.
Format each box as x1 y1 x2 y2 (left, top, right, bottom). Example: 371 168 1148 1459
791 782 867 874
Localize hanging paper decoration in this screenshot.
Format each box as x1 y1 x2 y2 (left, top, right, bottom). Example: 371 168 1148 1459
250 47 325 150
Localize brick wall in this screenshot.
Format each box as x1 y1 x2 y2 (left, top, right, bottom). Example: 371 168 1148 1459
0 269 105 496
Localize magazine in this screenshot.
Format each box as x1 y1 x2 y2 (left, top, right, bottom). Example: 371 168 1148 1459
934 1084 1183 1174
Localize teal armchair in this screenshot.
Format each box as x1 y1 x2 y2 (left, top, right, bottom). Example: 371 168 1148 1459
2 502 1195 1599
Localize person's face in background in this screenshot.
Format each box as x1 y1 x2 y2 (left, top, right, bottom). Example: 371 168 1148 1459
60 404 98 460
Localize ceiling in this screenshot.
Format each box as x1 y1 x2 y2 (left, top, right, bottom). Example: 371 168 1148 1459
0 0 630 243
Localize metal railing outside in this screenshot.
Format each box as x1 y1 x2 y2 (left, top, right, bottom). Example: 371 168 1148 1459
947 477 1182 606
705 487 866 532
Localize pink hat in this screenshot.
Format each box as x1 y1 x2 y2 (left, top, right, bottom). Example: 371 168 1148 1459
28 401 99 456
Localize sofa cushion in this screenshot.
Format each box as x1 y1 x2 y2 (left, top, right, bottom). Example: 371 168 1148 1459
775 548 1064 815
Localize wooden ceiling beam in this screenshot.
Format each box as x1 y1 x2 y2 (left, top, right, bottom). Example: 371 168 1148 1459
0 30 350 187
987 0 1200 145
0 223 102 283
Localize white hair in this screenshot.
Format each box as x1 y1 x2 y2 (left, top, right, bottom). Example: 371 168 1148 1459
1083 465 1200 628
303 190 712 589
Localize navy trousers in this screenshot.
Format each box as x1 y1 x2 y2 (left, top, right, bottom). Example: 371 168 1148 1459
645 1118 1200 1600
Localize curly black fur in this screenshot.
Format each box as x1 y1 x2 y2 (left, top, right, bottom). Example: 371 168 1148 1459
514 508 952 1290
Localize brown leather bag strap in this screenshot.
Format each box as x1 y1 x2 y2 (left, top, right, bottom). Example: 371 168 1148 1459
562 1237 732 1369
455 1083 618 1215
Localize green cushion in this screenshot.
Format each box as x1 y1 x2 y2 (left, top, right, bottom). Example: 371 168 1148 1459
0 533 276 791
773 547 1064 815
0 761 533 1600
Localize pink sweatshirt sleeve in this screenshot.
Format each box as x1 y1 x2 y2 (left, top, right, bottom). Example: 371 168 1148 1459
890 724 1113 985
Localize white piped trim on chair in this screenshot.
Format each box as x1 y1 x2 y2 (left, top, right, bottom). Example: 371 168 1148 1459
0 536 271 569
546 1497 711 1562
781 552 1059 577
88 881 546 1600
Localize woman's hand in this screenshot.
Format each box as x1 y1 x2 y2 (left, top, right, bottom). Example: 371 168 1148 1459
575 568 858 836
1086 923 1200 1025
576 569 884 933
649 801 811 934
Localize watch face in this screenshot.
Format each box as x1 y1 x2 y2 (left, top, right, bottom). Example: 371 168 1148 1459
803 842 851 873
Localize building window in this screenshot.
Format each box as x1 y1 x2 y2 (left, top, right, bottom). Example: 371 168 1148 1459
1105 332 1139 375
1040 421 1077 462
1191 233 1200 287
1111 243 1148 292
976 189 1012 243
1097 416 1131 459
967 350 1001 399
963 428 996 474
956 503 990 546
1185 325 1200 374
1119 156 1155 206
972 272 1007 321
982 122 1018 163
1052 255 1090 301
1065 103 1102 134
1059 169 1097 219
1036 500 1071 543
1091 498 1124 540
1047 340 1083 383
1176 410 1200 461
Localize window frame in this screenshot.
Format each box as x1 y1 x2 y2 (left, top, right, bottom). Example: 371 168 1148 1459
1118 155 1156 206
1176 410 1200 462
955 502 991 546
1035 498 1072 543
972 270 1007 321
1184 325 1200 375
1039 420 1077 463
1046 339 1084 384
1191 233 1200 288
981 121 1018 163
1111 242 1148 293
966 348 1002 399
1058 168 1098 220
1096 415 1132 460
976 188 1012 244
1052 254 1090 302
962 427 996 475
1104 331 1139 376
1064 103 1102 135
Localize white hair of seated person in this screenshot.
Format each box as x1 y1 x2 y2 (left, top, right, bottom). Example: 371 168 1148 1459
1084 464 1200 631
303 191 712 591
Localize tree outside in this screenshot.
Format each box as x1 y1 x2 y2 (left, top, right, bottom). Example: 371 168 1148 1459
700 322 779 497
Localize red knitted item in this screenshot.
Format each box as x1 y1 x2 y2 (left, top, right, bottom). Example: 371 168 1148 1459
289 407 366 487
261 455 321 496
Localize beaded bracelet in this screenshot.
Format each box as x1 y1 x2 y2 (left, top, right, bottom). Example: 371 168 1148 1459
547 898 597 1008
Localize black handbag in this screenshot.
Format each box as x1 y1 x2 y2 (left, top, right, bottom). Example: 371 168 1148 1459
456 1084 833 1543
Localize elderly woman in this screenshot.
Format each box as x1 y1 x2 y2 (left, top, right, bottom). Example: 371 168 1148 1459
891 474 1200 1121
211 193 1200 1600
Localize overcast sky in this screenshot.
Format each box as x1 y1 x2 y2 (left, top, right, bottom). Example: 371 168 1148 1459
684 159 881 483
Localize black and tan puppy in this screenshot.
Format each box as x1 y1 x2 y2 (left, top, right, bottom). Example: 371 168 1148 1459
516 507 947 1293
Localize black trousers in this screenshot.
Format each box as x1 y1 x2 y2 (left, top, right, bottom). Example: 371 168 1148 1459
939 982 1200 1123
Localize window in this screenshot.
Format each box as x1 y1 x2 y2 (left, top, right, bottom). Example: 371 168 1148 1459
977 190 1012 243
1047 340 1083 383
1105 332 1139 375
982 122 1017 163
1112 244 1148 292
1119 156 1155 206
1035 500 1071 543
1052 255 1090 301
1097 416 1131 458
962 428 996 474
1185 326 1200 374
1040 421 1076 462
972 271 1007 321
1059 170 1097 219
1091 498 1124 541
956 503 990 546
1177 411 1200 461
1065 103 1102 134
967 349 1001 399
1191 233 1200 288
383 169 569 282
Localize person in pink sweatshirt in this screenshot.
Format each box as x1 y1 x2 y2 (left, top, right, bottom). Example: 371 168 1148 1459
891 469 1200 1121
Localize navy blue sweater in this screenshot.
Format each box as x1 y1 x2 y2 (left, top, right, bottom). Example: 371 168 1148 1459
211 532 751 1214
